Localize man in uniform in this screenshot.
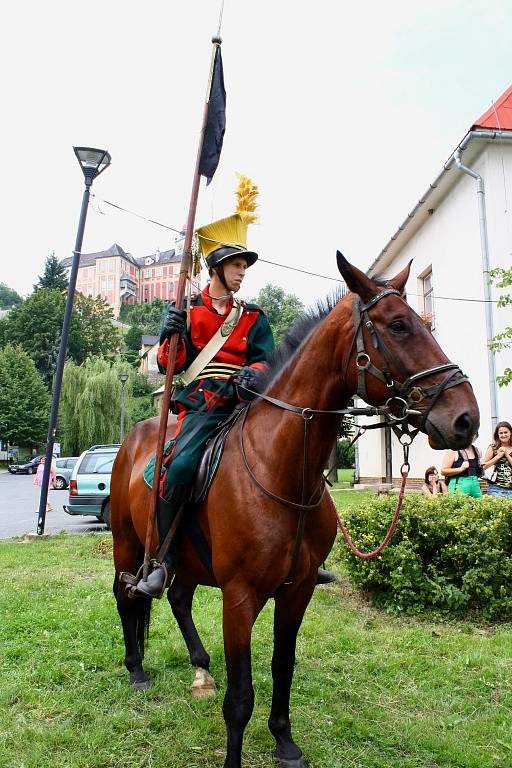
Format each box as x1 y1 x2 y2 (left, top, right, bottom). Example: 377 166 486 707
136 178 335 597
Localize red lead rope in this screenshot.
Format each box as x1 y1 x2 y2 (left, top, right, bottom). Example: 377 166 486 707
336 440 412 560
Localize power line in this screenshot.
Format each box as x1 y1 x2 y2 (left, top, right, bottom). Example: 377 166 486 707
90 193 504 304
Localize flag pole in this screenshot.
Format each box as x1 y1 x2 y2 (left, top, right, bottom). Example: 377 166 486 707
142 34 223 581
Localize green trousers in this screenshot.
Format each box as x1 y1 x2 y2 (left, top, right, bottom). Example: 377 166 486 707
448 476 482 498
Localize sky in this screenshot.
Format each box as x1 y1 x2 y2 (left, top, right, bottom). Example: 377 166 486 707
2 0 511 308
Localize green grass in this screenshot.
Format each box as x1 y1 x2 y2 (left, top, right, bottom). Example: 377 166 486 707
1 533 511 767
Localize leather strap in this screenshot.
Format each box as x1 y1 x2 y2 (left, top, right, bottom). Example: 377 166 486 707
181 300 242 385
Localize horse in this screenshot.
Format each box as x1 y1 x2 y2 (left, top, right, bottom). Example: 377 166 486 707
110 254 479 768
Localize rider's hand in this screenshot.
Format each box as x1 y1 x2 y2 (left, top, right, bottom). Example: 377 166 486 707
162 308 187 340
234 366 261 393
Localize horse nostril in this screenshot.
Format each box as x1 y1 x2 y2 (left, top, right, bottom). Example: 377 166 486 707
454 412 473 436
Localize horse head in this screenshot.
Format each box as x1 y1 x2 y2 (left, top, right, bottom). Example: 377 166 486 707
336 251 479 450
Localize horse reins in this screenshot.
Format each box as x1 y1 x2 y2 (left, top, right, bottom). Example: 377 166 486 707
238 288 471 574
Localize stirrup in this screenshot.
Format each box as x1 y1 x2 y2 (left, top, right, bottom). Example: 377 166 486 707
134 561 170 599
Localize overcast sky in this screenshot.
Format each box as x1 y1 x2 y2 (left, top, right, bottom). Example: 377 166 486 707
2 1 511 307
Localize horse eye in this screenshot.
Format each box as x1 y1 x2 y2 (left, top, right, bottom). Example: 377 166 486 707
389 319 407 333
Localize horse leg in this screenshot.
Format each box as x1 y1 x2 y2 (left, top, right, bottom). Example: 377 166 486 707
113 538 151 690
167 577 216 698
268 583 315 768
221 586 262 768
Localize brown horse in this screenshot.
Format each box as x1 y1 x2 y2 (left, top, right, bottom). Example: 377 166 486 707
110 254 479 768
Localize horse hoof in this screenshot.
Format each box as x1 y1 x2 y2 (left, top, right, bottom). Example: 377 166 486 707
130 672 150 690
272 750 306 768
191 667 216 698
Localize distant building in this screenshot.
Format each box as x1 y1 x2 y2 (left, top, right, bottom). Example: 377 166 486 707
60 239 186 316
139 335 161 383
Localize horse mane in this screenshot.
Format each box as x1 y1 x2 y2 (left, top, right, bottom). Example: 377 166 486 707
260 287 345 388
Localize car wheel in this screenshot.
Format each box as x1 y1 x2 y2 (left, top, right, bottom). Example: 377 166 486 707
28 467 36 475
54 476 66 490
7 467 16 474
101 501 111 529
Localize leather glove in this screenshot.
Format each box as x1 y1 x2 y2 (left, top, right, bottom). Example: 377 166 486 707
162 308 187 340
234 366 261 393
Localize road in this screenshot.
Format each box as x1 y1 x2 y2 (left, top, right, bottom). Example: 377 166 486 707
0 471 107 539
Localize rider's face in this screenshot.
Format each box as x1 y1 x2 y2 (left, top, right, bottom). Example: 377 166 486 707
221 256 248 293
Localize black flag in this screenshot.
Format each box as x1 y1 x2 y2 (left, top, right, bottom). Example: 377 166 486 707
199 46 226 185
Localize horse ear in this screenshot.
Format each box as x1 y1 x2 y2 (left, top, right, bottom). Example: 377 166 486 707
386 260 413 294
336 250 379 303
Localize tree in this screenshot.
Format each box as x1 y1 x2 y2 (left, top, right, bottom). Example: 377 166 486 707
125 325 143 352
251 284 304 343
2 289 120 386
490 267 512 387
0 344 50 447
119 298 166 334
59 358 131 455
0 283 22 309
35 251 69 291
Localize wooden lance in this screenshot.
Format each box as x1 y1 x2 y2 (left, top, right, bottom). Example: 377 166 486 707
142 36 223 581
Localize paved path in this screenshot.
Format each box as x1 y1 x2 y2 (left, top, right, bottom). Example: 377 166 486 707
0 471 106 539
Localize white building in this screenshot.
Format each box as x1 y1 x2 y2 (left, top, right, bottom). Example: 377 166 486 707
357 84 512 484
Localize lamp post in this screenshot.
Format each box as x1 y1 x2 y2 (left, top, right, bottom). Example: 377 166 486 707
36 147 111 536
119 373 129 442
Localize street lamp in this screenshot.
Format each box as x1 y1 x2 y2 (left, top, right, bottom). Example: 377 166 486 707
36 147 111 536
119 373 129 442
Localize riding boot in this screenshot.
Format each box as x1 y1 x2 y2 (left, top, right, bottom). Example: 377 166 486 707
135 484 190 599
316 567 337 585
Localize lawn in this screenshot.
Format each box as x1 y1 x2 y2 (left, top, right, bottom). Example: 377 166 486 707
0 532 511 768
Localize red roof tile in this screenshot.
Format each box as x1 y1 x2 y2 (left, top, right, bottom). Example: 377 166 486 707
473 84 512 130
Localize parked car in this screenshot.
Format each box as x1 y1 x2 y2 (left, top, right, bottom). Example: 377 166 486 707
53 456 79 490
64 444 120 526
7 455 43 475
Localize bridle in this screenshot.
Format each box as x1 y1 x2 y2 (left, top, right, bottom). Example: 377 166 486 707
237 287 471 578
348 288 470 441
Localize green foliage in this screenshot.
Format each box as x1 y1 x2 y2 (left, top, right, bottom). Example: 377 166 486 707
60 358 130 454
69 293 120 365
1 289 120 386
132 372 154 397
0 344 50 446
0 283 22 309
250 284 304 343
119 298 166 334
336 437 355 468
490 266 512 386
35 251 69 291
124 324 143 351
59 363 155 453
335 493 512 619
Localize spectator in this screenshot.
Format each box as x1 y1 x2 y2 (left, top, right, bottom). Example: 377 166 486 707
421 466 448 497
441 441 482 498
481 421 512 498
33 456 56 512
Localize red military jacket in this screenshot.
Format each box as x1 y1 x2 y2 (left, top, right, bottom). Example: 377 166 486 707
157 288 274 380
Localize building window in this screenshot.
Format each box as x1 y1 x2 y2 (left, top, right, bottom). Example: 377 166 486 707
421 270 435 330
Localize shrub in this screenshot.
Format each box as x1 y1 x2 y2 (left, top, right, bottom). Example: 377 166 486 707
334 494 512 619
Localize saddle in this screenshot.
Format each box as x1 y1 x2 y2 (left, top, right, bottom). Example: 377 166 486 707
192 407 245 503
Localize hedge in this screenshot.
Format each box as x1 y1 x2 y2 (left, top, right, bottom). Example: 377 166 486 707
333 494 512 619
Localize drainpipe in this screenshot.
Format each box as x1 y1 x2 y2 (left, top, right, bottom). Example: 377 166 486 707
453 150 498 430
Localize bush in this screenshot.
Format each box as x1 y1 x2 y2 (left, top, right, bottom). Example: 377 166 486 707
334 494 512 619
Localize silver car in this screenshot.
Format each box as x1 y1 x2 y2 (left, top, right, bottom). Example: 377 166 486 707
54 457 79 490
